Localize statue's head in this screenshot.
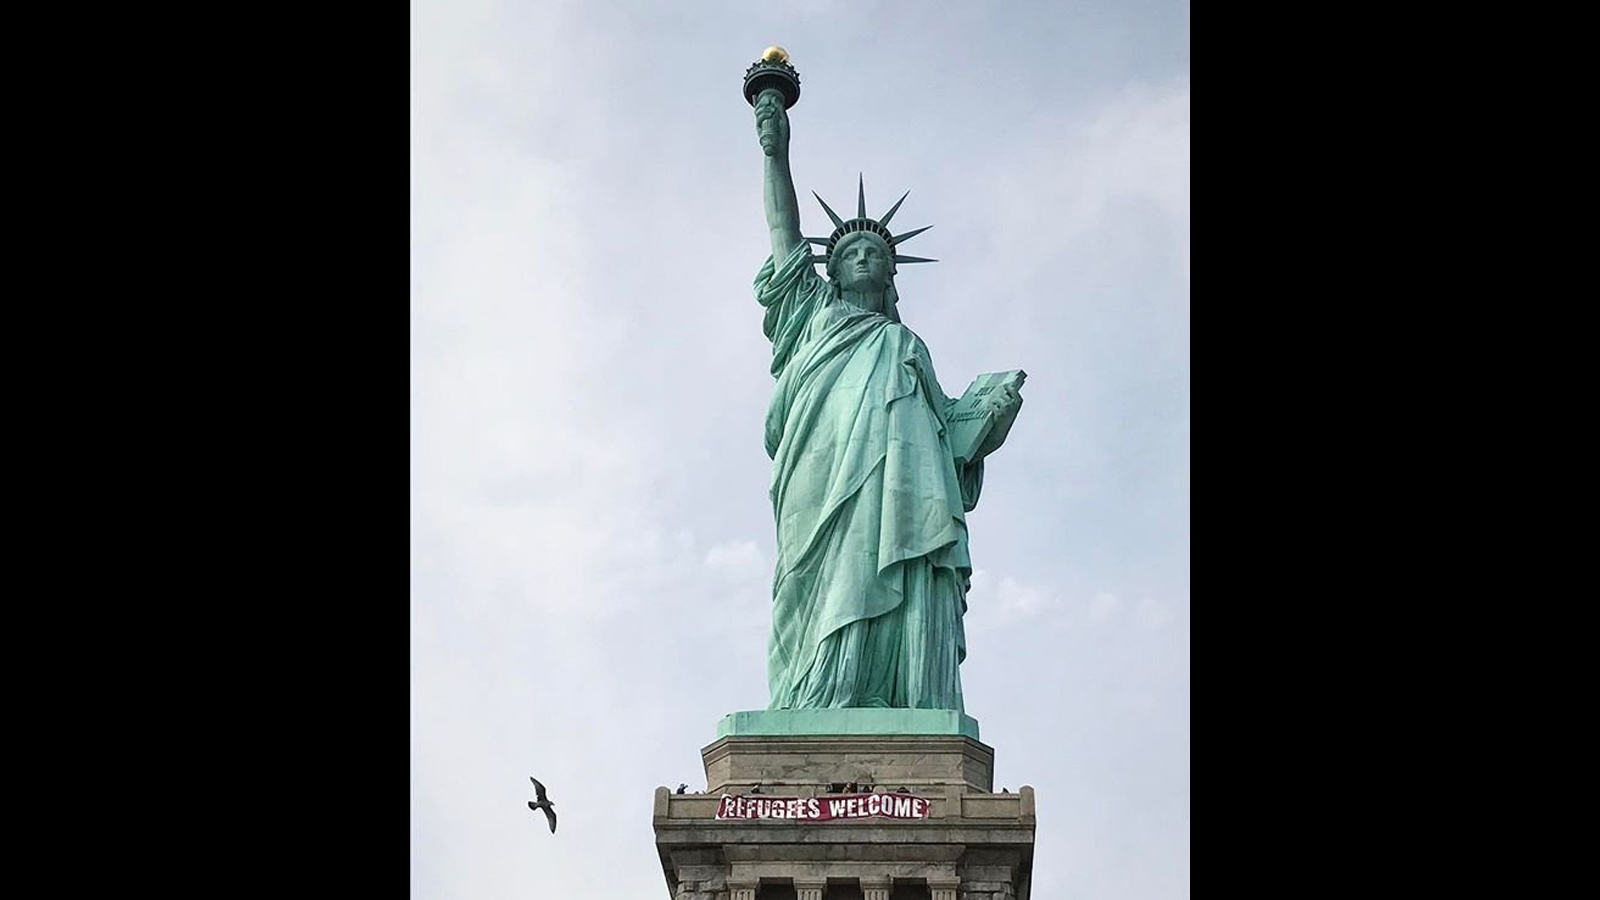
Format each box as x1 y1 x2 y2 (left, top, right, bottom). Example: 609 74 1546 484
827 231 896 294
808 177 936 323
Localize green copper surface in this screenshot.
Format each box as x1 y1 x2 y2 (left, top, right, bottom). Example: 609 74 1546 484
748 59 1025 716
716 708 980 740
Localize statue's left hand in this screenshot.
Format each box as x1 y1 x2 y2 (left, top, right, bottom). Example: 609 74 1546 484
976 385 1023 459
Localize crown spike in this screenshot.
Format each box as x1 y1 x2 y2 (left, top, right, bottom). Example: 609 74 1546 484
879 190 911 227
857 174 867 219
804 236 831 245
890 225 932 246
812 190 851 227
893 255 938 264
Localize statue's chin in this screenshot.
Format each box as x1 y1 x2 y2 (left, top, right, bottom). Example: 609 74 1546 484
840 291 886 314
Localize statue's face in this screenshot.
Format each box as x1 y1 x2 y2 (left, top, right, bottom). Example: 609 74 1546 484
832 234 892 293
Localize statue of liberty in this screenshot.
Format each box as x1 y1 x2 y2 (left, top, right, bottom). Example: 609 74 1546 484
748 52 1024 713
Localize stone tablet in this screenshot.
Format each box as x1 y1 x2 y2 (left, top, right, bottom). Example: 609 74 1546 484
946 370 1028 466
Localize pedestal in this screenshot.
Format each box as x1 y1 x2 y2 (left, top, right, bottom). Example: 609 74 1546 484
652 711 1036 899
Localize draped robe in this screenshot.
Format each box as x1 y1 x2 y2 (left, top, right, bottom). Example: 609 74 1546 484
757 242 983 711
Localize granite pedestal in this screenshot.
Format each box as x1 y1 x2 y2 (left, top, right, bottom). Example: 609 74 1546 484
652 710 1035 900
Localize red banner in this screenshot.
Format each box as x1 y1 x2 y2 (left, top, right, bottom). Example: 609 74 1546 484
715 792 929 821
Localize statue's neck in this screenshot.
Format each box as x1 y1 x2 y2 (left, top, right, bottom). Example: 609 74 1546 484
841 288 886 314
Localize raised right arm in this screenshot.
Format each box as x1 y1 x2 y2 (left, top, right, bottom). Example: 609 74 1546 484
755 88 803 263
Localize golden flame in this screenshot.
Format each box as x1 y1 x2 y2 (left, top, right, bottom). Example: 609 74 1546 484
761 46 789 64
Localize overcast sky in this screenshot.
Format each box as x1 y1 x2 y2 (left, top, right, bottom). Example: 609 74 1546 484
412 1 1189 897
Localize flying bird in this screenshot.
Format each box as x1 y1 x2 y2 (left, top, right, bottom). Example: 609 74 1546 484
527 777 557 833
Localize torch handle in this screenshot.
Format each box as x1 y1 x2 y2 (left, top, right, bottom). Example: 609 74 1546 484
756 87 785 157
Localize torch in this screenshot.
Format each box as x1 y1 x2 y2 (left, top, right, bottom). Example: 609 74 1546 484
743 46 801 156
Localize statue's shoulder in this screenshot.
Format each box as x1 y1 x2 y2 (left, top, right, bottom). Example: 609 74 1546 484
893 320 929 349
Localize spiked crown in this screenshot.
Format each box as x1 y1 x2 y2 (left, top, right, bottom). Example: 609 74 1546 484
806 175 937 268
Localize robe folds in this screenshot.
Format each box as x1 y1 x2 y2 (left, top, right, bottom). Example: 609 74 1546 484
757 242 982 711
